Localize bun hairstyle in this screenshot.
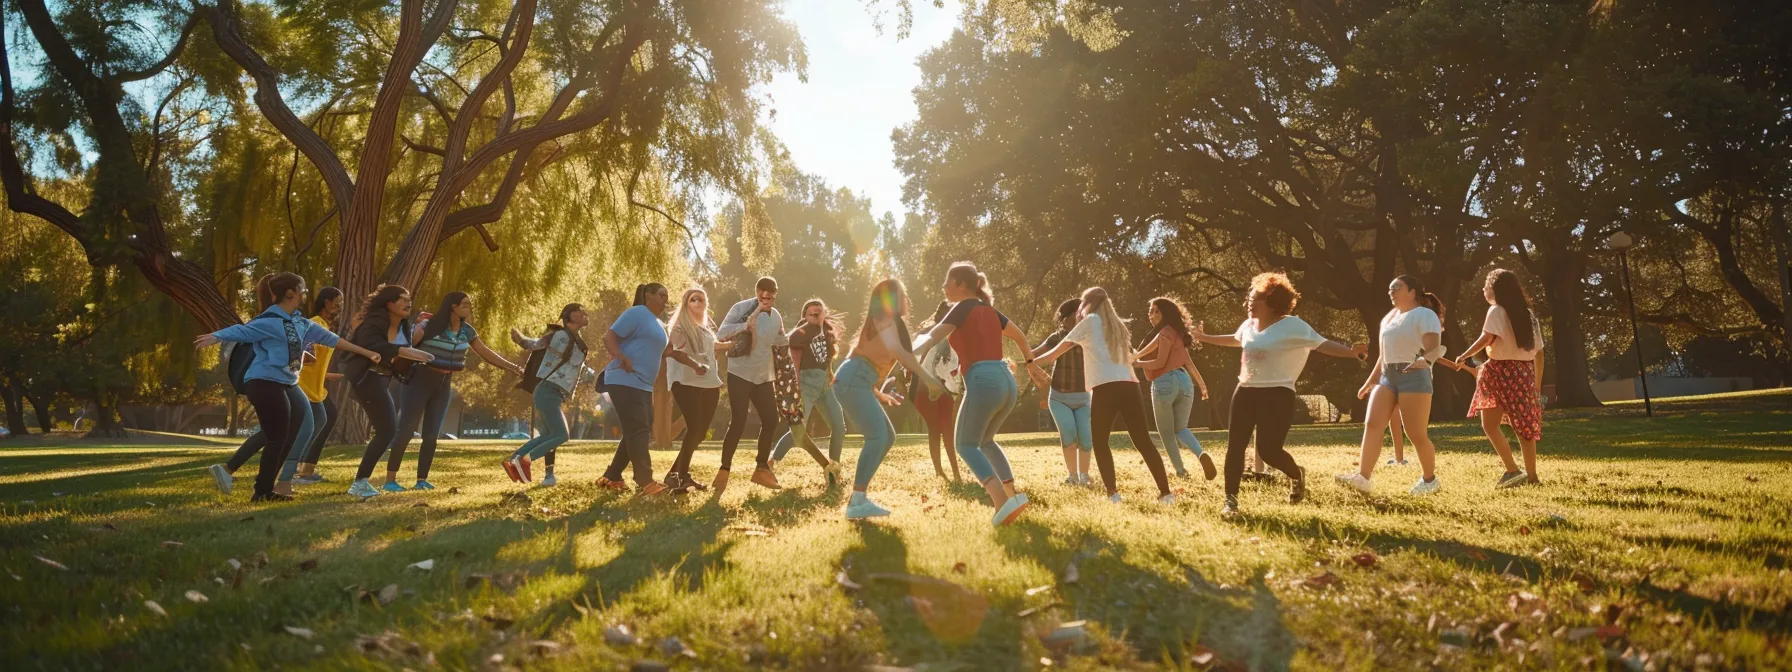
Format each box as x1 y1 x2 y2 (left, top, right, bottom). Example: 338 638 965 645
947 262 993 305
1486 268 1537 351
311 286 342 316
632 283 667 307
1250 272 1300 316
255 272 305 310
1057 298 1080 322
1078 287 1131 364
1148 296 1194 348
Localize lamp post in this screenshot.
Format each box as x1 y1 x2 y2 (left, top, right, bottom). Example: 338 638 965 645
1605 231 1652 417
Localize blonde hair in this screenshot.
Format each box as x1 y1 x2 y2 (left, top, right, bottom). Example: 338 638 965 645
669 287 715 355
1079 287 1130 364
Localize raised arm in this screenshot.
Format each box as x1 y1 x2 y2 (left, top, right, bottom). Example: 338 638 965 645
511 327 546 351
912 323 956 363
471 337 524 376
1190 321 1240 348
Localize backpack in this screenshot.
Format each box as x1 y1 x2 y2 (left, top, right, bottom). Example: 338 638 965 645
515 324 576 394
227 315 296 395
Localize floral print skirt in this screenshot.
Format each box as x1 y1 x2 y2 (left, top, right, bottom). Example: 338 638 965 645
1467 359 1542 441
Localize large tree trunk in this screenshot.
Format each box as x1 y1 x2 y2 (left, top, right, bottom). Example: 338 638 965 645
1 378 27 436
84 394 128 438
26 388 53 432
1542 249 1602 407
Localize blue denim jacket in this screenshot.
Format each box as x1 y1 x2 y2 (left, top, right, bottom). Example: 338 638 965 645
212 306 341 386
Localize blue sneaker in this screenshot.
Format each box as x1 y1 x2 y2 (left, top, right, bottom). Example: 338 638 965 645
844 493 891 520
347 479 380 498
381 481 408 493
294 473 325 485
411 480 435 490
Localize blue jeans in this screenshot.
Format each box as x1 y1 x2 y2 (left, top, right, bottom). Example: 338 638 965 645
954 360 1018 483
1378 363 1434 396
773 368 846 462
278 401 326 481
1151 369 1204 473
1048 390 1093 452
512 382 569 461
833 357 892 489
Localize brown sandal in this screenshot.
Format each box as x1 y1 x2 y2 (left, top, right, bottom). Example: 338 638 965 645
751 467 782 490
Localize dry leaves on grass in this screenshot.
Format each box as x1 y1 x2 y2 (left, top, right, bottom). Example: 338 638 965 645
407 559 434 572
34 555 69 571
727 524 774 537
836 572 862 591
298 558 318 571
160 541 183 549
184 590 208 603
143 600 167 617
1296 571 1341 590
1350 552 1379 568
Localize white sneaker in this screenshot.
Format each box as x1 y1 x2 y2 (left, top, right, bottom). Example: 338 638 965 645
208 464 233 495
1108 493 1123 504
1062 475 1080 486
539 471 558 487
992 493 1030 526
347 479 380 498
1335 473 1374 493
1079 474 1095 488
1410 477 1441 495
844 494 891 519
1158 493 1178 505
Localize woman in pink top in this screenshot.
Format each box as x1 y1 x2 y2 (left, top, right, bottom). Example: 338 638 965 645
1135 296 1215 480
1456 269 1546 489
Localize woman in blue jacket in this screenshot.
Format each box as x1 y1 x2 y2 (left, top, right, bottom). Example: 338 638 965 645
194 273 384 502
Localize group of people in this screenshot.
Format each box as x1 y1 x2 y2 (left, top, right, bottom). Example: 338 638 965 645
196 261 1546 520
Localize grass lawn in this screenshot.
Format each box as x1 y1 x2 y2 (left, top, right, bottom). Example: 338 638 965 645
3 390 1790 671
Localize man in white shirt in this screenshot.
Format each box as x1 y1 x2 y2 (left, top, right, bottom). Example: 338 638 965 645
714 277 791 489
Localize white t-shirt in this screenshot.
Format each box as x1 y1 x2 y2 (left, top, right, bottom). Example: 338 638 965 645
1483 305 1543 361
1062 313 1137 388
667 322 723 388
1234 316 1328 389
1378 306 1443 364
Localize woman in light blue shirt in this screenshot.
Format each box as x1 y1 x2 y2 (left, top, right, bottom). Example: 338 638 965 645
596 283 676 494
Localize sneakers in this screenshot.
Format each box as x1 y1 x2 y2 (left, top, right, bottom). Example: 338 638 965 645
1174 468 1191 479
538 471 557 487
1062 475 1080 487
249 491 293 503
516 457 534 483
208 464 233 495
1410 477 1441 495
1157 493 1178 505
501 458 523 483
1496 470 1528 489
750 467 782 490
294 473 325 485
1335 473 1374 493
596 477 629 492
993 493 1031 526
1289 467 1308 504
1386 458 1409 466
1220 503 1241 519
347 479 380 498
1079 473 1095 488
844 493 891 519
412 480 436 491
381 481 408 493
1108 493 1123 504
1198 453 1218 481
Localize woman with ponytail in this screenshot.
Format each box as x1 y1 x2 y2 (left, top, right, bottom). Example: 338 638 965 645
1456 269 1546 488
502 303 590 484
380 292 525 491
1134 296 1215 481
1337 275 1446 496
1382 293 1472 468
914 263 1035 526
1029 287 1175 505
342 286 438 498
771 298 848 485
196 274 382 502
594 283 672 495
835 279 944 518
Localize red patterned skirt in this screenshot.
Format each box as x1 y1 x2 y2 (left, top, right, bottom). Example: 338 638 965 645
1467 359 1542 441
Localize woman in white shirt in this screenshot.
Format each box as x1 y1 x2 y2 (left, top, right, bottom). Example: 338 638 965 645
663 288 729 494
1191 273 1366 517
1030 287 1174 505
1455 269 1546 488
1337 275 1446 496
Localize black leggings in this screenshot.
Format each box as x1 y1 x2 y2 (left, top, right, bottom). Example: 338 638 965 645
243 379 306 496
601 385 656 485
720 375 780 471
1224 386 1300 500
668 382 721 477
351 373 399 481
388 367 455 479
1090 381 1171 497
301 396 337 464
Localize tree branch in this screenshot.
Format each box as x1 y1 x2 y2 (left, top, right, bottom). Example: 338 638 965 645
0 10 83 243
111 12 202 83
440 0 537 176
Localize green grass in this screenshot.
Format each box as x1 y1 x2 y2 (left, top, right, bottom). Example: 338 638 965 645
4 390 1790 671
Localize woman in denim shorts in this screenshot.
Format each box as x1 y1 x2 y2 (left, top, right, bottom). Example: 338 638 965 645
1337 275 1447 496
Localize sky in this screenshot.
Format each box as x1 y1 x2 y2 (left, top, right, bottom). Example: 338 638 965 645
761 0 962 221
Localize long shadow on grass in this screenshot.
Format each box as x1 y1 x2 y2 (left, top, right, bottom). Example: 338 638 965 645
840 522 1029 670
997 520 1296 670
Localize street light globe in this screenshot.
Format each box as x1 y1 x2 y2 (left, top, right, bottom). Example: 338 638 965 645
1606 231 1634 250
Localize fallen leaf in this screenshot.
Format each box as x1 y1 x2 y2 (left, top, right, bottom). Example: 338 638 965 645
1299 571 1341 590
836 572 862 591
727 524 774 537
160 541 183 549
144 600 167 616
227 558 243 571
378 584 399 605
921 494 930 503
448 486 462 494
1017 602 1065 618
298 558 318 571
185 590 208 603
412 502 429 508
1744 475 1759 483
34 555 69 571
1025 585 1053 597
1190 645 1217 665
952 562 967 574
284 626 314 639
407 559 435 572
604 624 639 647
239 516 255 522
1351 552 1379 568
659 636 695 658
1466 549 1489 562
1040 620 1089 651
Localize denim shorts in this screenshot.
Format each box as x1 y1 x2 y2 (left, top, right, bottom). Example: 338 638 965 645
1378 363 1433 396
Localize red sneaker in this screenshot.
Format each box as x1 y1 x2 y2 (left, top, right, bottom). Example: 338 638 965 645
517 457 534 483
596 477 629 492
501 458 522 482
